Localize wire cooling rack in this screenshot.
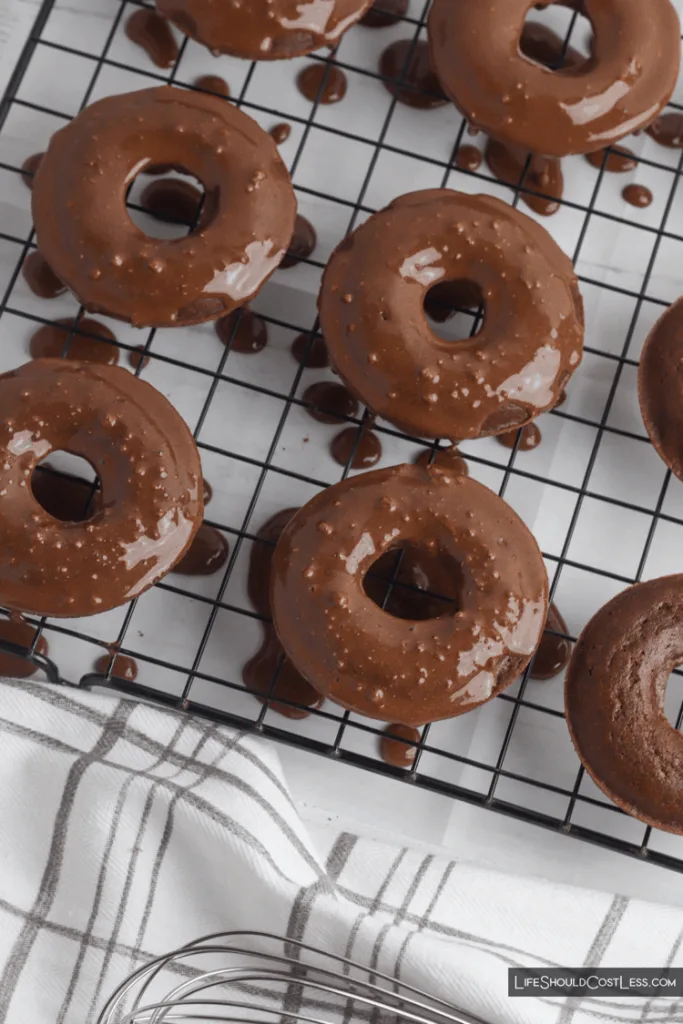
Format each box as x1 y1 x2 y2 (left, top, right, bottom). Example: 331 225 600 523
3 0 683 872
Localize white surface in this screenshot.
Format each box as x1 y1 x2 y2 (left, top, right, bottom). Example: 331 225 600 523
1 0 683 905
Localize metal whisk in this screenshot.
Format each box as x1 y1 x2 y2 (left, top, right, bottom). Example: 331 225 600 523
98 930 490 1024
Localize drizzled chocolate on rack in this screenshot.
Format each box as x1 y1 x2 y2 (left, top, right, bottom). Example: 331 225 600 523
244 508 323 719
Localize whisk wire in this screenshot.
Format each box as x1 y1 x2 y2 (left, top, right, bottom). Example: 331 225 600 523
98 930 490 1024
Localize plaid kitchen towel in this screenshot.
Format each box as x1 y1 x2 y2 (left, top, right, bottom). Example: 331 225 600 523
0 679 681 1024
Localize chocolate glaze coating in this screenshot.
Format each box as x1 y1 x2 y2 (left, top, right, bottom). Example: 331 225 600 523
639 297 683 481
319 190 584 441
271 463 548 726
156 0 372 60
0 359 202 618
32 86 296 328
428 0 681 158
565 575 683 833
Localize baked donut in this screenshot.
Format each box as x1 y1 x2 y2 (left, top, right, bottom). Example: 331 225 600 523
156 0 373 60
271 462 548 726
0 359 202 618
639 296 683 481
428 0 680 158
565 575 683 834
32 86 297 328
318 190 584 441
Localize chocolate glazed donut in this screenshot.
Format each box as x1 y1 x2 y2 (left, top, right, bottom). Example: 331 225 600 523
156 0 373 60
639 297 683 481
429 0 680 157
0 359 203 618
566 576 683 834
271 462 548 726
319 190 584 441
31 86 297 328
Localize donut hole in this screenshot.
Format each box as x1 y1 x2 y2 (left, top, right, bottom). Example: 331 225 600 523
31 452 101 523
522 3 593 70
423 278 484 343
363 544 463 620
126 166 208 240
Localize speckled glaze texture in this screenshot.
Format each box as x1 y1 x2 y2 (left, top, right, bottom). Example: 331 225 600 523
639 297 683 481
156 0 373 60
318 190 584 441
31 86 297 328
271 462 548 726
429 0 681 158
565 575 683 834
0 359 203 618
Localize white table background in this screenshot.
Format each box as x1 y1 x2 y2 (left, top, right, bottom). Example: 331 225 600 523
2 0 683 909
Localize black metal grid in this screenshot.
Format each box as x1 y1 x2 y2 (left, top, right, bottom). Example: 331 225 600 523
2 0 683 870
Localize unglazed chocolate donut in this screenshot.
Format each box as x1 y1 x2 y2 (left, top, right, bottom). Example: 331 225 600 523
0 359 202 618
318 190 584 441
271 462 548 726
32 86 296 328
428 0 680 158
566 576 683 834
156 0 373 60
639 297 683 481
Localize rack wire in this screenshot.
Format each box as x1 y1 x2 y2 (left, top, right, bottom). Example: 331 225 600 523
2 0 683 872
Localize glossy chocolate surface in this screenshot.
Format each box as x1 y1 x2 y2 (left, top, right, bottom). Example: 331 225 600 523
623 183 652 208
639 297 683 481
566 575 683 833
29 317 119 365
586 146 637 172
0 616 48 679
297 64 348 104
22 252 65 299
379 40 447 109
380 723 421 768
32 86 296 328
360 0 408 29
0 359 202 618
330 425 382 468
271 463 548 725
428 0 680 157
126 8 179 68
156 0 372 60
215 308 269 354
485 140 563 217
303 381 358 423
245 507 323 718
281 215 318 268
319 189 584 441
172 523 229 576
497 422 542 451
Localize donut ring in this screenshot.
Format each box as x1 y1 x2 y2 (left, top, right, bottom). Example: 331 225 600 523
428 0 681 158
0 359 203 618
639 297 683 481
32 86 297 328
318 190 584 441
565 575 683 834
156 0 372 60
271 462 548 726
